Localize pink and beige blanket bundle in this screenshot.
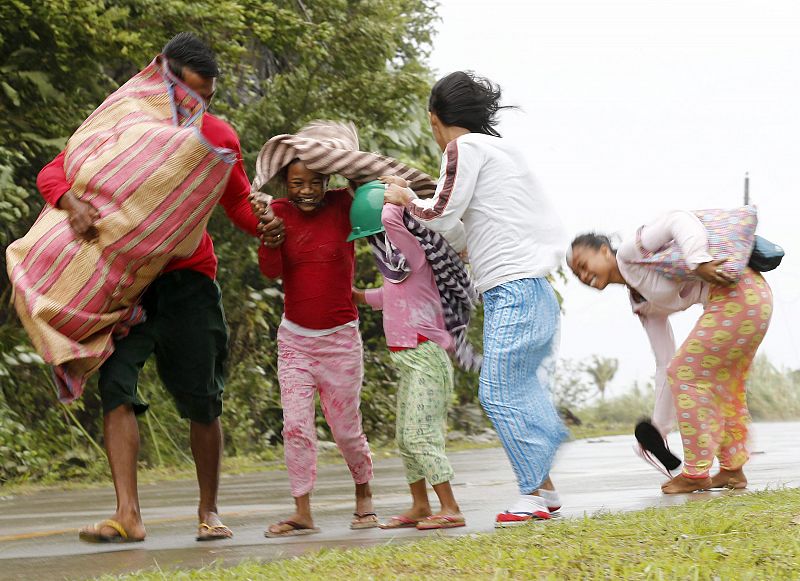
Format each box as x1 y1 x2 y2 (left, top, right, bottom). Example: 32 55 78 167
6 57 235 402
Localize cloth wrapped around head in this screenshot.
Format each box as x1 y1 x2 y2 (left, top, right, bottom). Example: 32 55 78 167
250 120 437 201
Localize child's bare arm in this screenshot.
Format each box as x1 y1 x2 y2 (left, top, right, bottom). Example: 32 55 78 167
352 288 368 306
355 286 384 310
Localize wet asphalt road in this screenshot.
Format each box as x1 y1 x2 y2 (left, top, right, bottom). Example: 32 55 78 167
1 422 797 580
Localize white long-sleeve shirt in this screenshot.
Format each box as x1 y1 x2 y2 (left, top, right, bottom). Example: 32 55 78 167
406 133 567 294
617 210 713 434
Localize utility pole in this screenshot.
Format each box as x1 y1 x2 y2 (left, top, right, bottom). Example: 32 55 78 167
744 172 750 205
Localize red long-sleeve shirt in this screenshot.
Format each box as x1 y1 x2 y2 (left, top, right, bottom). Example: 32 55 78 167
36 113 259 280
258 189 357 330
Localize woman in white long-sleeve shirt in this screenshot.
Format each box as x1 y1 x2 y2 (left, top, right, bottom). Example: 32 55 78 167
569 210 773 494
384 71 569 526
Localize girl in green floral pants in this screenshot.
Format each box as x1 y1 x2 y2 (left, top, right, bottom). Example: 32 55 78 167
353 199 465 531
392 342 456 492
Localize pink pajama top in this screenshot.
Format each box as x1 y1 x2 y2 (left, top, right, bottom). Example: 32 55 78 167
364 205 453 351
616 210 713 434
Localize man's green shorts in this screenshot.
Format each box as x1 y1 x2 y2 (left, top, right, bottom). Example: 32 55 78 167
98 269 229 424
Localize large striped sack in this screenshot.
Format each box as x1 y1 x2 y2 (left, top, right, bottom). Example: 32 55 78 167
5 56 236 403
630 206 758 282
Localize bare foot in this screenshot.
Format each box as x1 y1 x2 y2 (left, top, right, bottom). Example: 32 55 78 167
661 474 712 494
710 468 747 489
430 510 464 521
352 482 376 527
196 511 232 540
199 510 226 528
78 510 146 542
267 512 314 536
399 506 433 521
435 499 461 520
354 496 374 516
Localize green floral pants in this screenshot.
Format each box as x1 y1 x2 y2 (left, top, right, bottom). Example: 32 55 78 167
390 341 455 485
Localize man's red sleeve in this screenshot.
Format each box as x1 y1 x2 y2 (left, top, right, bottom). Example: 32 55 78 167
200 113 259 237
217 139 259 237
37 151 71 207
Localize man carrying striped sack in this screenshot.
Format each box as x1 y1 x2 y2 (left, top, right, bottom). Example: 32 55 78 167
13 33 258 544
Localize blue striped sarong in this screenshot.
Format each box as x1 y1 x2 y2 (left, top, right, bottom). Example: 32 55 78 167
479 277 568 494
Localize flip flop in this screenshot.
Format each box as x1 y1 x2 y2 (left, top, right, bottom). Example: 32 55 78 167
416 514 466 530
264 520 321 538
350 511 379 530
78 519 145 544
196 522 233 541
378 515 421 530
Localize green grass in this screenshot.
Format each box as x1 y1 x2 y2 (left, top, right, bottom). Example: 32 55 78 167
0 441 482 496
104 488 800 580
0 446 377 495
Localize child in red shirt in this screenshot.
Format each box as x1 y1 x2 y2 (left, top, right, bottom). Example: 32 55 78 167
258 158 375 538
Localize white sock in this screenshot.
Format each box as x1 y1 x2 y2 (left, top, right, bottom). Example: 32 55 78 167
537 488 561 509
508 494 549 515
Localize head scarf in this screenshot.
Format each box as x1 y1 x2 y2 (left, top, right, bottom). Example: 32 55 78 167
251 120 436 196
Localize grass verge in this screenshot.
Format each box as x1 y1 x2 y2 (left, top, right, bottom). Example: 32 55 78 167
567 422 631 441
0 424 628 496
104 488 800 580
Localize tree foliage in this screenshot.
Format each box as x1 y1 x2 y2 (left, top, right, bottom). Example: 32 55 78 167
577 354 800 428
585 355 619 400
552 358 593 410
746 354 800 420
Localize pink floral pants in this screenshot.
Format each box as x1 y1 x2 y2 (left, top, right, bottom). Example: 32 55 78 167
668 269 772 478
277 324 373 497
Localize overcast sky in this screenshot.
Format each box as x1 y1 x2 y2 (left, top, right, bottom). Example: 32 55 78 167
428 0 800 394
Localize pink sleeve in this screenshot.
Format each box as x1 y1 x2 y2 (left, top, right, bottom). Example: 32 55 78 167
364 288 384 310
639 210 714 270
381 204 411 240
640 313 677 435
36 151 71 207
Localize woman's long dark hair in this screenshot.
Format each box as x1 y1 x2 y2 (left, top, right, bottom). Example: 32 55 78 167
428 71 515 137
571 233 617 254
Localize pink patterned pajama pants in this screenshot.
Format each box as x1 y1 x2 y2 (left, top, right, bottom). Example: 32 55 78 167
668 268 773 478
277 324 373 497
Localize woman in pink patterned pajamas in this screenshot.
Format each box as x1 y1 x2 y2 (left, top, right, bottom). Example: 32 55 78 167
568 210 773 494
